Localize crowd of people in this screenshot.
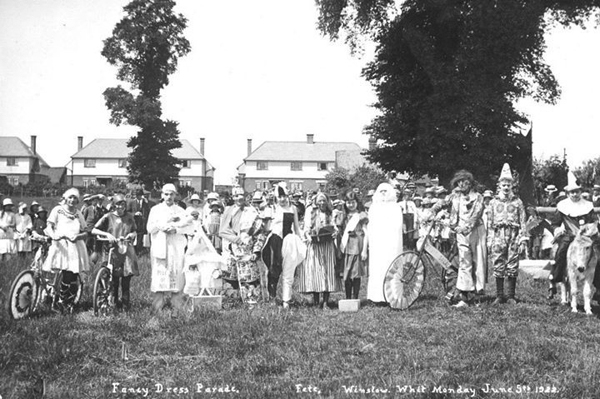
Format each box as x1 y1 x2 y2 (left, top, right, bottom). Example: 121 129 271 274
2 162 600 313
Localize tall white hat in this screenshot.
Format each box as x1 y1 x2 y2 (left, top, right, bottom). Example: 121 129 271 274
564 171 581 192
499 163 513 181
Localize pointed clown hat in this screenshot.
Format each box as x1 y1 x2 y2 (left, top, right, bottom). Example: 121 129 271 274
564 171 581 192
499 163 513 181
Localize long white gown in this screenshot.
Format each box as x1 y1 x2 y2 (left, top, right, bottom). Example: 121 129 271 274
367 183 404 302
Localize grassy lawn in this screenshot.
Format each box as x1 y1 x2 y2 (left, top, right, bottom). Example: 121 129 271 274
1 249 600 399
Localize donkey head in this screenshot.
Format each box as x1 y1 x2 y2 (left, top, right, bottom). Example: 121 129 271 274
571 224 599 273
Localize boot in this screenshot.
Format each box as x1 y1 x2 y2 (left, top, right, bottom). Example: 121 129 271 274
547 280 556 300
313 292 320 307
344 279 353 299
322 292 330 310
506 277 517 304
352 278 361 300
493 278 505 305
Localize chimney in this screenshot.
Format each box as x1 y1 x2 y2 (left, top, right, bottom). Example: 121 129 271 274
368 136 377 151
200 137 205 156
30 135 37 154
77 136 83 151
307 134 314 144
247 139 252 157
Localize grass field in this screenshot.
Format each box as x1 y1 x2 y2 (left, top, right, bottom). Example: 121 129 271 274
1 248 600 399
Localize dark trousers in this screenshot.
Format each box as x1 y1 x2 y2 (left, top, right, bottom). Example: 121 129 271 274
262 234 283 297
113 275 132 310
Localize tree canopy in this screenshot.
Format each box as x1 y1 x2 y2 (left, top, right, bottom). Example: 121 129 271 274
102 0 190 189
315 0 599 187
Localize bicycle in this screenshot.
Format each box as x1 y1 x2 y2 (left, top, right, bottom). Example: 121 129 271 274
8 236 83 319
383 219 459 310
92 237 132 316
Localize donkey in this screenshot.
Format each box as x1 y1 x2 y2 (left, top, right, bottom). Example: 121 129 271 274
561 223 599 314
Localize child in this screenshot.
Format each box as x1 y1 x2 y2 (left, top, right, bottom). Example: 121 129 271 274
487 164 527 304
339 190 369 300
92 194 139 311
206 202 224 254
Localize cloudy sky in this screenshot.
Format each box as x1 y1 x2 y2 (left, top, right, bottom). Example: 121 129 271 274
1 1 599 184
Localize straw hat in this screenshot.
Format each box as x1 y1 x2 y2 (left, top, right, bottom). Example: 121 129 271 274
190 193 201 202
544 185 557 193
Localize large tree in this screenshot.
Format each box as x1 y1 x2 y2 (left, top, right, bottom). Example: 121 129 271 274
102 0 191 189
315 0 598 187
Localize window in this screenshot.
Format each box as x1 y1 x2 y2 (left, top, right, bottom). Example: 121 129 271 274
317 162 328 171
181 179 192 187
181 160 191 168
83 179 90 188
118 159 127 168
257 161 268 170
290 181 303 192
291 161 302 171
317 181 326 191
84 159 96 168
11 177 19 185
6 157 17 166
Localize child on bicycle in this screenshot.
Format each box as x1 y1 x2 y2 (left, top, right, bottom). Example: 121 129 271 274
92 194 139 311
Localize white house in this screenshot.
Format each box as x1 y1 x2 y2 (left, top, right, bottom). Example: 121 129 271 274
70 137 215 191
0 136 51 185
237 134 364 193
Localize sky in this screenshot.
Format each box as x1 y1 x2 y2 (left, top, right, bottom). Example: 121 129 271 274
0 1 599 185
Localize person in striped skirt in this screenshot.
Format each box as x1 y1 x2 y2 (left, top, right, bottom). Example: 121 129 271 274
297 192 341 309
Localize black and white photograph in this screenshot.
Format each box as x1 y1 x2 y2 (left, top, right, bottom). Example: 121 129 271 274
1 1 600 398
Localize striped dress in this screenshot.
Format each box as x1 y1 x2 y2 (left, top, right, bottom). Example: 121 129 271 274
297 209 341 293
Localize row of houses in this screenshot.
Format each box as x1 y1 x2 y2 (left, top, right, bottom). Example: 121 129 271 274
0 134 373 193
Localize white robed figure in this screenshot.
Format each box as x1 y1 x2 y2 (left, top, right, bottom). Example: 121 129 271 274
367 183 404 302
147 183 194 311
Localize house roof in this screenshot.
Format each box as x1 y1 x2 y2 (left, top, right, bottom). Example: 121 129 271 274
71 138 208 161
0 136 50 168
245 141 362 162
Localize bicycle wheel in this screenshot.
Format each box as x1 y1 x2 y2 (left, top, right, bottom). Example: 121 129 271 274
93 267 112 316
8 270 39 320
383 251 426 310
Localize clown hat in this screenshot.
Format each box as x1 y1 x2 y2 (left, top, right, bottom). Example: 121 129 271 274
499 163 513 181
564 171 581 192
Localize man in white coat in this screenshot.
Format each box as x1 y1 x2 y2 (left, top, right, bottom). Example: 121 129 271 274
147 183 194 312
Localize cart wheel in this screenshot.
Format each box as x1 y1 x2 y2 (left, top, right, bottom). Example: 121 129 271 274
93 267 112 316
383 251 426 310
8 270 39 320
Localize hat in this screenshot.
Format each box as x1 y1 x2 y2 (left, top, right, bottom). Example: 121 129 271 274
251 191 263 202
260 206 274 219
113 194 126 204
190 193 201 202
582 192 591 200
367 189 375 197
31 201 39 206
37 206 47 214
413 196 423 202
333 199 344 207
435 186 447 194
544 185 557 193
206 192 219 201
425 187 435 194
276 185 288 197
483 190 494 198
82 194 92 202
422 198 432 206
209 202 224 212
292 191 302 198
2 198 13 207
406 182 416 189
62 188 80 200
593 185 600 191
499 163 513 181
162 183 177 194
18 202 27 210
564 172 581 192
